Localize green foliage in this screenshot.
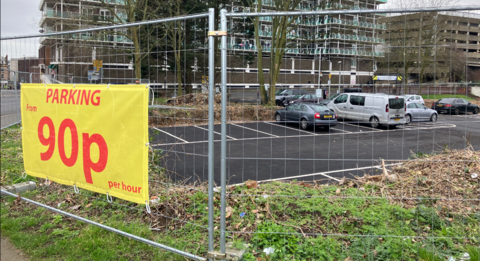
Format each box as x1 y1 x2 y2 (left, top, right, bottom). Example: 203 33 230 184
466 245 479 261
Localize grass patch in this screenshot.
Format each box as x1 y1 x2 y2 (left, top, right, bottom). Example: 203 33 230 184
2 124 479 260
421 94 474 100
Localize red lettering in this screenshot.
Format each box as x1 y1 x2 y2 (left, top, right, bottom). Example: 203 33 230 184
132 186 138 193
68 90 77 105
58 119 78 167
38 117 55 161
138 187 142 194
60 89 68 104
127 185 131 192
108 181 114 189
114 182 118 188
80 90 91 105
46 89 53 103
82 133 108 184
91 90 101 106
52 89 59 104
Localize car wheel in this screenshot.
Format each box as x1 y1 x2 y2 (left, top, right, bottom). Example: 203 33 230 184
454 108 460 115
369 116 380 128
405 114 411 124
300 119 308 130
430 113 438 122
474 108 479 114
275 113 281 122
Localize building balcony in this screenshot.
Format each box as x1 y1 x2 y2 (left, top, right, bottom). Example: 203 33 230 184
40 11 127 25
221 43 384 57
82 0 125 5
321 33 386 44
39 33 133 44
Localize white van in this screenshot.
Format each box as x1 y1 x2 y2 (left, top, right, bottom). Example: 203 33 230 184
327 93 406 128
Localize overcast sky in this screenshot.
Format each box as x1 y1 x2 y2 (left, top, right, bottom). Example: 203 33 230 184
1 0 479 58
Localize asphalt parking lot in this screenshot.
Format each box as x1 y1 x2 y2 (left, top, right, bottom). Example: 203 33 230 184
151 113 480 185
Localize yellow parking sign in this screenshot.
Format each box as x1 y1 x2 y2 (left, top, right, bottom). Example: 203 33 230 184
21 84 149 204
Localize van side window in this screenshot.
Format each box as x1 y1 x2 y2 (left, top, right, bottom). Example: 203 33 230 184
350 95 365 106
334 94 348 104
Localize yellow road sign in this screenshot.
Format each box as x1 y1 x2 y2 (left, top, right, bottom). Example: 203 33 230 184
93 60 103 71
202 76 209 84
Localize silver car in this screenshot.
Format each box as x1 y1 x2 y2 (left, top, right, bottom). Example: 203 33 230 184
405 102 438 124
405 95 425 105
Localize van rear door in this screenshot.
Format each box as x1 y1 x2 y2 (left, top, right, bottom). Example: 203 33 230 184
388 97 405 122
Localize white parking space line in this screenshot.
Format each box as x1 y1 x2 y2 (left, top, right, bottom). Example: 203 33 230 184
338 122 383 131
329 128 352 133
263 121 313 134
230 123 280 137
152 127 189 143
194 125 237 140
152 123 456 147
224 163 403 187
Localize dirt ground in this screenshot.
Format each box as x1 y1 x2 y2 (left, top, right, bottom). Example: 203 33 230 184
1 237 28 261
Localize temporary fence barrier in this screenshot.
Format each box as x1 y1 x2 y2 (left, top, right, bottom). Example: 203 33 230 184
2 4 480 260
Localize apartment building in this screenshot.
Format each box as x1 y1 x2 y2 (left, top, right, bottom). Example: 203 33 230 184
379 12 480 83
223 0 387 88
38 0 135 83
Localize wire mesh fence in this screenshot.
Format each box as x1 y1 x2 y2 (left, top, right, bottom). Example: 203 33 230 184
1 9 216 261
1 3 480 261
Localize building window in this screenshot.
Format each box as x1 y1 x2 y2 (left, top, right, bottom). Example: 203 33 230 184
1 74 4 79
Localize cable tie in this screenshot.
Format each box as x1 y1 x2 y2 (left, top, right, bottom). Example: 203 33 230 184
21 172 27 179
73 184 79 194
145 201 151 214
106 192 113 203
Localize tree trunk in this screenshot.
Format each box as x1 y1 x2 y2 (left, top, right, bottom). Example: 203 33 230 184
175 50 183 96
131 27 142 80
253 4 268 104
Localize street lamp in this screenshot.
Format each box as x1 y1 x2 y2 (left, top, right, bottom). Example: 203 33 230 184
338 61 342 93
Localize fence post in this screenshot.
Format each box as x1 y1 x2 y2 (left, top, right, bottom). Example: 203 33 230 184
207 7 215 257
14 72 19 122
220 8 227 258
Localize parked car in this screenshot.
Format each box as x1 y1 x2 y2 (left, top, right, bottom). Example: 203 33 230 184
404 94 425 105
319 92 342 105
432 98 479 115
275 103 337 130
327 93 406 128
275 89 309 106
284 94 322 105
405 102 438 123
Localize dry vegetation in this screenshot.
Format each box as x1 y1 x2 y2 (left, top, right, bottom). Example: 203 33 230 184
149 93 280 127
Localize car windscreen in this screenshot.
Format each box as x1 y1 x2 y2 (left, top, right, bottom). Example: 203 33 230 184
438 98 455 103
293 95 302 99
275 89 285 95
329 93 341 100
389 98 405 109
309 105 331 112
279 90 288 95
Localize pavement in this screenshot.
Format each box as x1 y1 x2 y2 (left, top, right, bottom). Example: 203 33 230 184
151 113 480 185
1 90 21 129
1 238 28 261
